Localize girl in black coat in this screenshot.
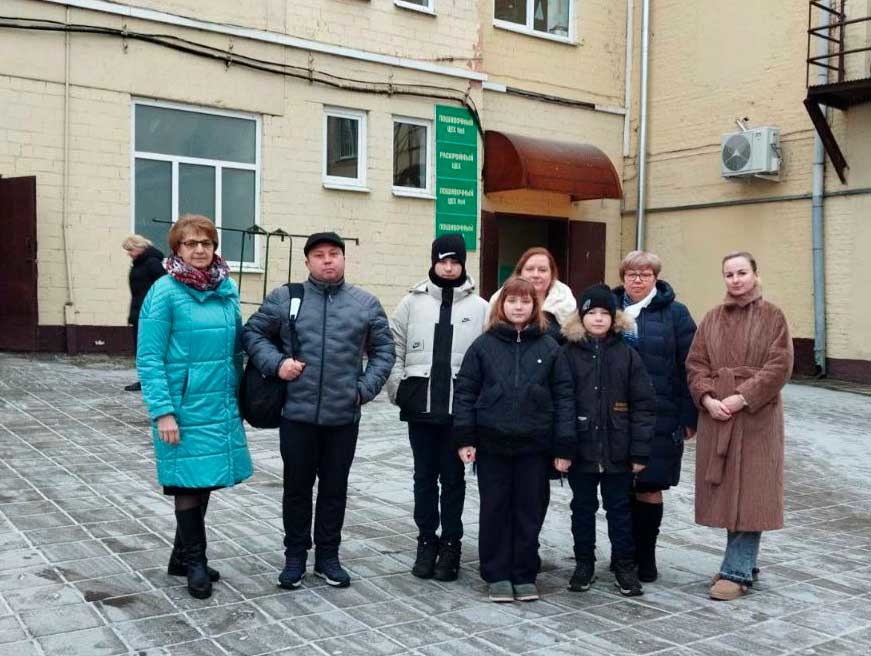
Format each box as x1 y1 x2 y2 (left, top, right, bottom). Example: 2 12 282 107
453 276 575 603
560 284 656 597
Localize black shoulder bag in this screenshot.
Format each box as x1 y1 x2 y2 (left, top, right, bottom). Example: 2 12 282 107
240 283 304 429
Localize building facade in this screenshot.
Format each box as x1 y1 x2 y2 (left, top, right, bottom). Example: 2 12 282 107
2 1 869 381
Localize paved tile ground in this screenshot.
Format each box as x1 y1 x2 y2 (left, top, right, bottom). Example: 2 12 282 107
1 353 870 655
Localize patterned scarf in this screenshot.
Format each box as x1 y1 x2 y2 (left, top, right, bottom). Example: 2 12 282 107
164 254 230 291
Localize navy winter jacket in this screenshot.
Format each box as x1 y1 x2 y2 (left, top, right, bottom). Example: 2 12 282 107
613 280 698 436
452 323 576 458
560 313 656 473
241 277 395 427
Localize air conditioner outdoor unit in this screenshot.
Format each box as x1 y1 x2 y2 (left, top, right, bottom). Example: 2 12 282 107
720 126 781 179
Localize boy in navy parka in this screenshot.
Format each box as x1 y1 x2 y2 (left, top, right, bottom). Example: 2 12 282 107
560 284 656 597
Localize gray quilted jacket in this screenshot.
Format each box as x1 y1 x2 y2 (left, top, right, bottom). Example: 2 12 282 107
241 277 395 426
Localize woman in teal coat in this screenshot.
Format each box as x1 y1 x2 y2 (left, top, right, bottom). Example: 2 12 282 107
137 214 252 599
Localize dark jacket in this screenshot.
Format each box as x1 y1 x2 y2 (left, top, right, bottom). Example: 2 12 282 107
128 246 165 324
613 280 698 435
452 323 575 458
241 277 395 427
560 313 656 473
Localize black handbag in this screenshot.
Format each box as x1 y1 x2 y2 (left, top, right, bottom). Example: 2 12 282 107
239 283 304 429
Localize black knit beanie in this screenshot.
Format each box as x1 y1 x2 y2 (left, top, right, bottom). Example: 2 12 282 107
431 233 467 267
578 283 616 320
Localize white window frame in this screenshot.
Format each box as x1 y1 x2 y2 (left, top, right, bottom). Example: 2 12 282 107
493 0 575 44
392 116 434 199
130 98 262 271
322 107 368 192
395 0 436 16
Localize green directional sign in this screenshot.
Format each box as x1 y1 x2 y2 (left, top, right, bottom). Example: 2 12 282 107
435 105 478 250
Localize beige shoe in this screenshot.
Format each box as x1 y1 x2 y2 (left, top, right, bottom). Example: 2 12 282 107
709 578 748 601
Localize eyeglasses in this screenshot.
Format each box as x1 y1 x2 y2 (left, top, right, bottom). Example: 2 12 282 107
181 239 215 250
624 271 655 281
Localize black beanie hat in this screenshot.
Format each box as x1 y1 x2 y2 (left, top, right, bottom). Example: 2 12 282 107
431 233 467 267
304 231 345 256
578 283 616 319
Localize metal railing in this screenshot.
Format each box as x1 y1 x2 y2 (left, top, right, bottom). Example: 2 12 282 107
807 0 871 87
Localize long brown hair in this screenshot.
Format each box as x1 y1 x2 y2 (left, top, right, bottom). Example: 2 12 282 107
487 276 549 332
513 247 559 288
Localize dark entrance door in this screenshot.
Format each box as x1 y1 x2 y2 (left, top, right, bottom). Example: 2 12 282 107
478 211 606 299
0 176 39 351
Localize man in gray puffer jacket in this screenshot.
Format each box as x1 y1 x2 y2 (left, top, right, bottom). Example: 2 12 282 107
242 232 394 590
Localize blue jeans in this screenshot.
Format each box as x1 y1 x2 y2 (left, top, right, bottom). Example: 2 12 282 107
719 530 761 584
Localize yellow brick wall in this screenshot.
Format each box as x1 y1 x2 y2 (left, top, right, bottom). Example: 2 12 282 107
622 0 871 367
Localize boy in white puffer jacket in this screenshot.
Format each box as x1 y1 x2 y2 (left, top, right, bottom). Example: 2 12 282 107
387 234 489 582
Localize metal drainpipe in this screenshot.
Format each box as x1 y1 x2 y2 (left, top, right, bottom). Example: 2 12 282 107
812 0 830 377
635 0 651 250
61 7 78 351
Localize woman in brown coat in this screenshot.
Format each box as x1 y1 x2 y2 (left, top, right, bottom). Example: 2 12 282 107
686 251 793 601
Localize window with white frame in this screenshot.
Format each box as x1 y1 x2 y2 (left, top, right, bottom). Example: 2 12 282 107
494 0 572 40
132 101 260 266
395 0 435 14
393 117 432 196
323 107 367 189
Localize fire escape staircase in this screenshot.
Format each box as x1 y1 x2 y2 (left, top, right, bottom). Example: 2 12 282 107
805 0 871 184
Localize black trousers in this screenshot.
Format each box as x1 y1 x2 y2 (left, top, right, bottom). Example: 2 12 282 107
476 450 549 584
408 422 465 541
568 470 634 562
279 419 359 557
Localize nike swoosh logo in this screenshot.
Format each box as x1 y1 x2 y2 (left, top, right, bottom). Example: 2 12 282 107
438 251 456 259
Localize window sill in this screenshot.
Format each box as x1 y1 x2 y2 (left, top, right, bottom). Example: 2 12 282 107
395 1 436 16
392 187 434 200
493 20 575 45
322 181 370 193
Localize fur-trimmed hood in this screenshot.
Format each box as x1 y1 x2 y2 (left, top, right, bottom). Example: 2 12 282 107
561 310 635 343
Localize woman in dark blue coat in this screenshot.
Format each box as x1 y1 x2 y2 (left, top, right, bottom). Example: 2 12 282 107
613 251 697 582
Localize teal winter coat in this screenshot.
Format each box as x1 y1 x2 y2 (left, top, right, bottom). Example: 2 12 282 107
137 274 252 489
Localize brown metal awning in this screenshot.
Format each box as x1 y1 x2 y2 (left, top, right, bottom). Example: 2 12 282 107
484 131 622 201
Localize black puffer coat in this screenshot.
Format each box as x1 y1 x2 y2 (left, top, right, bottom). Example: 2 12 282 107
128 246 165 324
614 280 697 488
560 313 656 473
452 323 575 458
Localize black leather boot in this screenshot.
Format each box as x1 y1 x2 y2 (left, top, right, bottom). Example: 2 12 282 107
632 499 663 583
175 507 212 599
168 500 220 581
432 538 461 582
411 536 439 579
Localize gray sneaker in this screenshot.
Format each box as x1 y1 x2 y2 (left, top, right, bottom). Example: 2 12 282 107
513 583 539 601
488 580 514 603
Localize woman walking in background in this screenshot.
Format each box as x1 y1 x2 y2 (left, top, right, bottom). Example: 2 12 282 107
686 251 792 601
613 251 697 582
122 235 165 392
137 214 252 599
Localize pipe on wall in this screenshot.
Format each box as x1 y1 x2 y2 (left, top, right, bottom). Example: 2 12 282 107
635 0 650 250
811 0 830 376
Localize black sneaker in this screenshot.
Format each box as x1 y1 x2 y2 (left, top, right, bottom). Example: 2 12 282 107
569 559 596 592
411 537 439 579
278 554 306 589
123 381 142 392
613 559 643 597
432 538 461 582
314 556 351 588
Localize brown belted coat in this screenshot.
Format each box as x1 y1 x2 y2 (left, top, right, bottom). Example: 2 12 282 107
686 288 793 532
